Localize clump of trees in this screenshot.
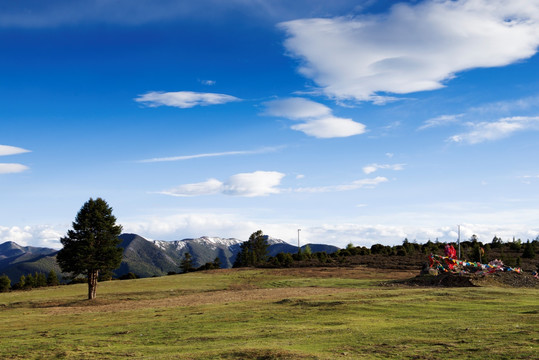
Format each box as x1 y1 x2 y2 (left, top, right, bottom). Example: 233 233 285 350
233 230 269 267
0 270 59 292
57 197 123 300
175 254 221 274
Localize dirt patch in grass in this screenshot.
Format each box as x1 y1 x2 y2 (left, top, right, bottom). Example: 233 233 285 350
44 287 357 315
269 266 417 280
216 349 318 360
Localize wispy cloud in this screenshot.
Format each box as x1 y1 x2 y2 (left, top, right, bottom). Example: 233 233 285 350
135 91 240 108
449 116 539 144
519 175 539 184
0 145 30 174
263 97 365 138
362 164 404 175
138 146 283 163
279 0 539 102
0 145 31 156
418 114 463 130
0 1 361 28
0 163 29 174
470 95 539 115
295 176 388 193
199 79 216 86
161 171 286 197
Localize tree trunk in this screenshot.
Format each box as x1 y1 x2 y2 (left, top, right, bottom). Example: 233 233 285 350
88 270 99 300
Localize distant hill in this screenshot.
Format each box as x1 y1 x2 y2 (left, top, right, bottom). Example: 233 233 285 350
153 236 244 269
0 242 60 282
0 234 340 282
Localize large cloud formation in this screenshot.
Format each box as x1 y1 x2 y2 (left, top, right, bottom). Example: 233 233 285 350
279 0 539 103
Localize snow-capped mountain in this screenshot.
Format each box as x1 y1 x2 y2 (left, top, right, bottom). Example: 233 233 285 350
0 234 340 282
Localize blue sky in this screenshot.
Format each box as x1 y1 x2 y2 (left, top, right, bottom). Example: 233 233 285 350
1 0 539 249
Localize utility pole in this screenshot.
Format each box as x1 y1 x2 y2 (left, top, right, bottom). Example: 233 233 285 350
457 225 461 260
297 229 301 254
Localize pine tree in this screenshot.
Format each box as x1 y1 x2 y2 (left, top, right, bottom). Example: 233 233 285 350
233 230 269 267
522 241 536 259
47 270 59 286
303 244 312 258
25 273 34 289
57 198 123 300
17 275 26 290
180 253 194 273
36 272 47 288
0 274 10 292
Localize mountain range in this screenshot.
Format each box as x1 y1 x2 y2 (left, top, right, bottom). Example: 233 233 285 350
0 234 339 283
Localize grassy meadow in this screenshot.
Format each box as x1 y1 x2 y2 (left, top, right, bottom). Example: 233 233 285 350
0 267 537 359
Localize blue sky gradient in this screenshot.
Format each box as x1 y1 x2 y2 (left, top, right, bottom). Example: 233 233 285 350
1 0 539 248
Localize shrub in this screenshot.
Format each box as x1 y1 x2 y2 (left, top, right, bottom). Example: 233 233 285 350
522 241 536 259
276 252 294 267
119 272 138 280
0 275 10 292
47 270 59 286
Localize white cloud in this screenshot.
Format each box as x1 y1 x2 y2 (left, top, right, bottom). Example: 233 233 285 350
519 175 539 184
0 163 29 174
138 146 283 163
135 91 240 108
418 114 463 130
291 116 366 138
263 97 366 138
0 225 63 248
471 95 539 115
223 171 285 197
449 116 539 144
279 0 539 102
162 178 224 197
362 163 405 175
264 97 331 119
121 211 539 249
0 145 30 156
200 79 216 86
0 145 30 174
295 176 388 193
161 171 285 197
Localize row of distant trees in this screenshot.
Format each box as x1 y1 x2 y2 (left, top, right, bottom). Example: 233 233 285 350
226 231 538 270
0 270 59 292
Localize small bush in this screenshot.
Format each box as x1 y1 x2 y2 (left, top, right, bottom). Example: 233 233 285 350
119 272 139 280
0 275 10 292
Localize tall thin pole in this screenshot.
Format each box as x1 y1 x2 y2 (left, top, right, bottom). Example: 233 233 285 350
457 225 461 260
297 229 301 253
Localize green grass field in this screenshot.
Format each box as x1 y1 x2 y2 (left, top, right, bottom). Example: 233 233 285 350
0 267 537 359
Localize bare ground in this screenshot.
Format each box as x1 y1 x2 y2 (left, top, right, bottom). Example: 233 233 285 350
43 287 358 315
40 267 414 315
